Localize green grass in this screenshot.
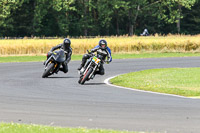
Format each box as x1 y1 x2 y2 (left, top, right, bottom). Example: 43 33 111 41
0 55 82 63
0 52 200 63
0 123 139 133
112 52 200 59
110 68 200 97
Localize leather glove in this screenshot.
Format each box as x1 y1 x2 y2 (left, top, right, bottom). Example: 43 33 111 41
48 51 53 54
105 60 109 64
87 50 92 54
47 51 53 57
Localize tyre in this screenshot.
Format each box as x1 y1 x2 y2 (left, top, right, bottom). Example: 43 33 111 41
42 63 55 78
78 76 82 84
80 68 93 84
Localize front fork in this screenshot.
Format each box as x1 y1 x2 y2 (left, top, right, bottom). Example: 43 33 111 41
88 65 97 79
44 58 59 73
82 61 92 76
81 60 99 79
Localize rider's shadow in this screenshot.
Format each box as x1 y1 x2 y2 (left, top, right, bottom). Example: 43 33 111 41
83 83 105 85
45 76 77 79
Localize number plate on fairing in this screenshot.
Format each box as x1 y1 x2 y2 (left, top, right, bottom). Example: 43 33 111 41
92 56 101 64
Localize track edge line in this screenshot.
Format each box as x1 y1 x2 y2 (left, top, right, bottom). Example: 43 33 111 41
104 75 199 100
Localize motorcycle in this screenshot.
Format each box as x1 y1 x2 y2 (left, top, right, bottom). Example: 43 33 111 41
78 50 105 84
42 49 66 78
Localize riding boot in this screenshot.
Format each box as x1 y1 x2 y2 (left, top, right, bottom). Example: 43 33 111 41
77 64 83 70
77 59 87 70
78 54 91 70
59 68 64 73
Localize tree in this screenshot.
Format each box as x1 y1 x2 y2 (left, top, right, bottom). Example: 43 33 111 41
125 0 150 36
0 0 199 37
0 0 23 36
96 0 114 35
181 0 200 34
157 0 196 33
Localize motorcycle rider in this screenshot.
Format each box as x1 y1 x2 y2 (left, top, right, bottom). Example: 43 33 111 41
45 38 72 73
140 28 149 36
77 39 112 75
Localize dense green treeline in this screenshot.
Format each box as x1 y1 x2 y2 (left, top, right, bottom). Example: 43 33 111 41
0 0 199 37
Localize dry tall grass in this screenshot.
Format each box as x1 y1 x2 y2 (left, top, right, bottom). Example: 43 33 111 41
0 35 200 56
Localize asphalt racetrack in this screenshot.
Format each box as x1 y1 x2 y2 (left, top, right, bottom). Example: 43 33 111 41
0 57 200 133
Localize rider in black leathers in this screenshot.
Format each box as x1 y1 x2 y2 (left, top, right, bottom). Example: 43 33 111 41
46 38 72 73
78 39 112 75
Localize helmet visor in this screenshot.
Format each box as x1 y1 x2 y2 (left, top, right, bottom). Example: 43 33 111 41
101 44 106 48
63 43 70 50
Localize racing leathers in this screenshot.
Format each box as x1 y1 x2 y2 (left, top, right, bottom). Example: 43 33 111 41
47 43 72 73
78 45 112 75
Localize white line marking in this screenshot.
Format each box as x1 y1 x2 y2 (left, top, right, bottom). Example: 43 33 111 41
104 75 199 100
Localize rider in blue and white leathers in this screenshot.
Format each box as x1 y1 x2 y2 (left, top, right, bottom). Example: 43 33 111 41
78 39 112 75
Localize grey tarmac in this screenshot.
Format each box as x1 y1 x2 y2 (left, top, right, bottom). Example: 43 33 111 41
0 57 200 133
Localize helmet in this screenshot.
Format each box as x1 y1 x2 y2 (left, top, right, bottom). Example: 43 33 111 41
99 39 107 50
63 38 71 50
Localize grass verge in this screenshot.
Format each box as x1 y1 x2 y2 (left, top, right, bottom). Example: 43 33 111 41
0 52 200 63
113 52 200 59
0 55 82 63
110 68 200 97
0 123 139 133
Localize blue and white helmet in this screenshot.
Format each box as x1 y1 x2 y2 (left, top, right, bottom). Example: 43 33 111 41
99 39 107 50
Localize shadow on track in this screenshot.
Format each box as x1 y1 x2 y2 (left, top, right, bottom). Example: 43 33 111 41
83 82 105 85
44 76 77 79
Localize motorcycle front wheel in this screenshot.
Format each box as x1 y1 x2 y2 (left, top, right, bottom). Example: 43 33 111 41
42 62 55 78
80 68 93 84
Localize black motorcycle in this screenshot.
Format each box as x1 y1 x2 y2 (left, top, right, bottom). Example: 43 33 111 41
78 50 105 84
42 49 66 78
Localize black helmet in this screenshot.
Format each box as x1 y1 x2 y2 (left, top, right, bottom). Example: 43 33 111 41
63 38 71 50
99 39 107 50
